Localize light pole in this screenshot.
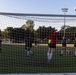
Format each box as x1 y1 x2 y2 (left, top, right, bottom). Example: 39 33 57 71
61 8 68 38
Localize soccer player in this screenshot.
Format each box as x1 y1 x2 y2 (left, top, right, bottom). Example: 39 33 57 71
25 36 33 56
74 37 76 57
43 30 60 63
60 36 70 56
0 30 2 53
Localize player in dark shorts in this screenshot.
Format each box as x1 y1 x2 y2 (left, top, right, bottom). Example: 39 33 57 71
25 36 33 56
74 37 76 57
60 37 70 56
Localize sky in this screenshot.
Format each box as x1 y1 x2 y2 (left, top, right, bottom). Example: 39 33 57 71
0 0 76 14
0 0 76 31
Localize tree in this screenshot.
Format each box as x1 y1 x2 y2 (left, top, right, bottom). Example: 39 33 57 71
3 27 13 38
65 27 76 40
9 28 26 43
21 24 26 29
36 26 56 39
61 25 70 30
21 20 34 32
60 26 76 43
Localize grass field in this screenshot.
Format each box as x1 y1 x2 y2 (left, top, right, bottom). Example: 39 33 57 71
0 44 76 73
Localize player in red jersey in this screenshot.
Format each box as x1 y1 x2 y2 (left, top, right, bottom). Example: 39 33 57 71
43 30 60 63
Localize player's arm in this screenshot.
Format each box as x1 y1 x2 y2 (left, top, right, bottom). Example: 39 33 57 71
43 35 50 41
54 30 61 37
43 38 47 41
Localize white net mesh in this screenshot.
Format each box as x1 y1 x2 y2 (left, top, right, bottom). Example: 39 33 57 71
0 12 76 74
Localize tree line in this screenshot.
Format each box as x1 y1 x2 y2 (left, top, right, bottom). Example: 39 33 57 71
1 20 76 43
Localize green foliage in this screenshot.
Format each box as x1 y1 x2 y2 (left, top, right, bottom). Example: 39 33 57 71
10 28 25 42
2 27 13 38
25 20 34 32
36 26 56 39
2 19 76 43
8 28 34 43
59 26 76 43
66 26 76 33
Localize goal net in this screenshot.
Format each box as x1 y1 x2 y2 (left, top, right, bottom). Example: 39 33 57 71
0 12 76 44
0 12 76 74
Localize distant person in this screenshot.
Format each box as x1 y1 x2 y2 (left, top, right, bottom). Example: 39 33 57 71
60 37 71 56
25 36 33 56
43 30 60 63
74 37 76 57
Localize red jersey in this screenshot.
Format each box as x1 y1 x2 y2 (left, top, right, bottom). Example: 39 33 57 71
46 31 60 44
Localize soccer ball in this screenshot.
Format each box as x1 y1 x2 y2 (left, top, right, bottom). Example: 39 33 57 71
48 39 51 44
74 7 76 11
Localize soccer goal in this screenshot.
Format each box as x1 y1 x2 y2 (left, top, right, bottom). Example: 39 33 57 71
0 12 76 75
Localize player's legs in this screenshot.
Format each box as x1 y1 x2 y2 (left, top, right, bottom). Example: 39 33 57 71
60 47 65 56
66 47 70 54
60 46 70 56
50 47 55 60
27 44 33 55
25 44 30 56
29 44 33 55
47 47 51 63
47 44 56 63
34 42 37 47
26 47 30 56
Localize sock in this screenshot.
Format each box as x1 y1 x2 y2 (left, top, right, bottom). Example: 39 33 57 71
66 50 70 54
61 50 64 54
47 52 53 61
49 53 53 60
75 51 76 56
30 50 33 54
27 51 30 56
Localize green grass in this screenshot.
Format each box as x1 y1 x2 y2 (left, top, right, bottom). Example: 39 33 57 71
0 44 76 73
